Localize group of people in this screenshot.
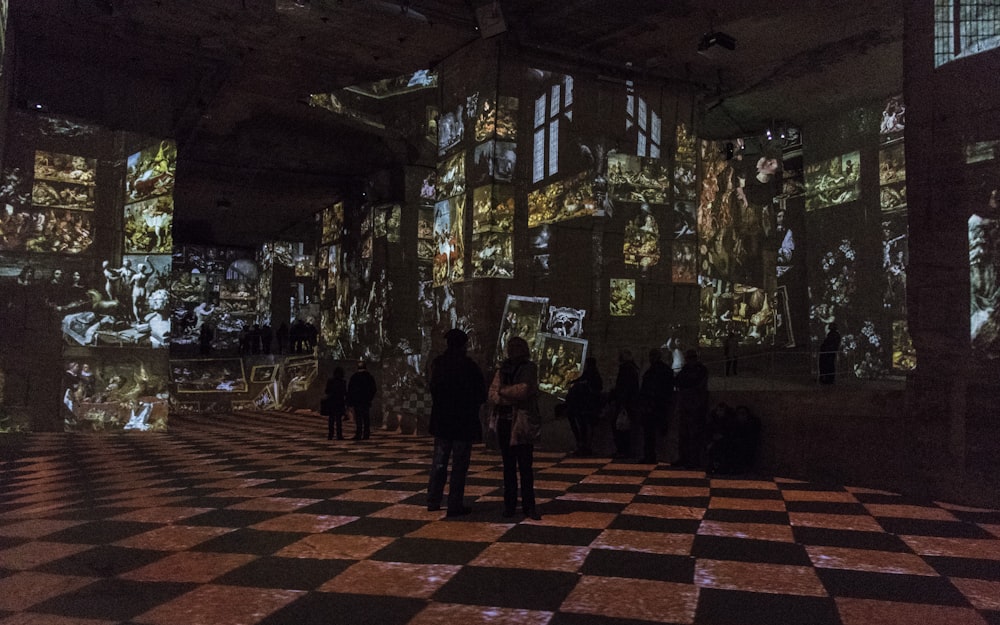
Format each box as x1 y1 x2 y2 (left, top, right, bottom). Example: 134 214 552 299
320 360 378 441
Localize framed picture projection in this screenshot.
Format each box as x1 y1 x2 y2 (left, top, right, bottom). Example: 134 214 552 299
125 140 176 204
535 333 588 399
171 359 247 393
610 278 635 316
250 364 279 384
496 295 549 365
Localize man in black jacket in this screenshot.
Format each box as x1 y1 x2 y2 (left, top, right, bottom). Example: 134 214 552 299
638 348 674 464
347 360 377 440
427 328 487 517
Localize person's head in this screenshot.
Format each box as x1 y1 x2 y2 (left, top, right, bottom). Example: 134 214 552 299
506 336 530 361
648 348 662 364
357 360 367 370
444 328 469 352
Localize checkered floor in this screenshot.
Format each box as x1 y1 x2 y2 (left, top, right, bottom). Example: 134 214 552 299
2 411 1000 625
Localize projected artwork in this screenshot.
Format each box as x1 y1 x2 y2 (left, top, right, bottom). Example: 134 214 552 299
880 95 905 135
672 241 697 284
31 179 94 210
437 151 466 200
536 333 588 399
171 358 247 393
475 95 518 142
125 141 176 204
610 278 635 316
546 306 585 338
805 152 860 211
970 212 1000 357
386 204 401 243
880 142 907 212
473 140 517 185
882 213 909 315
774 285 795 348
322 202 344 244
528 171 600 228
676 123 697 163
674 161 697 200
344 69 437 98
61 255 171 348
892 320 916 371
34 151 96 186
418 205 434 263
496 295 549 365
250 364 278 384
433 196 466 286
62 356 169 432
471 232 513 278
608 154 670 205
624 202 662 269
438 101 468 156
124 196 173 253
0 206 93 254
672 200 697 239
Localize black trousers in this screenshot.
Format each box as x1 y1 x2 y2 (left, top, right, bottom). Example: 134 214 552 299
327 411 344 439
566 410 591 453
497 417 535 515
427 437 473 513
352 404 371 439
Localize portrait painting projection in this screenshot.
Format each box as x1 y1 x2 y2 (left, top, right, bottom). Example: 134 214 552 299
536 333 588 399
496 295 549 365
610 278 635 317
62 353 170 432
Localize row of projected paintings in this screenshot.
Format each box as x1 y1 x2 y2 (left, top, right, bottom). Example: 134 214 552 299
62 351 170 432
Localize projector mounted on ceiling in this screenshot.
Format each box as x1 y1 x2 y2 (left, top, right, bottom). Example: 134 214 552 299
697 30 736 58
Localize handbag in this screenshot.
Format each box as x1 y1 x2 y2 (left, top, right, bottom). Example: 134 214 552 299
510 408 541 445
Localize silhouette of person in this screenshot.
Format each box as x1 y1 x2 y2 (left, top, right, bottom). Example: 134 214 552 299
347 360 377 440
819 323 841 384
322 366 347 440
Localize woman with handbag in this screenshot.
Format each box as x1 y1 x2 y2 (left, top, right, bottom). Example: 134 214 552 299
489 336 542 520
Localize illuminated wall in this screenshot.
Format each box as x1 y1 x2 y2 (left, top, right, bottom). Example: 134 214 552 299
0 113 175 431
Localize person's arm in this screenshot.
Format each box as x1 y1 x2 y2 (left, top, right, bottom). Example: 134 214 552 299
499 363 537 402
488 370 504 405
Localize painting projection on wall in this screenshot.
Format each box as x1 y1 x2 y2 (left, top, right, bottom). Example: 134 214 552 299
62 354 170 432
123 196 173 254
805 152 860 211
496 295 549 365
536 333 588 399
125 141 176 204
171 359 247 393
432 196 466 286
471 184 514 278
610 278 635 316
546 306 585 338
527 171 600 228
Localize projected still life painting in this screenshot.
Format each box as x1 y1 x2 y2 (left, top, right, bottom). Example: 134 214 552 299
610 278 635 317
535 333 588 399
171 359 247 393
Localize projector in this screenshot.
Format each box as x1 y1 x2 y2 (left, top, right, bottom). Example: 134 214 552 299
698 31 737 56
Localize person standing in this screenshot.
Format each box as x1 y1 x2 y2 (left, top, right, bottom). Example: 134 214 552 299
489 336 541 520
427 329 487 517
347 360 377 440
322 366 348 440
609 349 640 459
275 322 289 354
198 323 214 355
724 331 739 377
819 323 841 384
637 348 674 464
675 349 710 469
565 357 603 457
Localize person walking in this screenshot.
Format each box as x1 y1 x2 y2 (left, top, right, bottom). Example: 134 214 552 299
427 329 487 517
347 360 377 440
489 336 542 520
675 349 710 469
322 366 348 440
637 348 674 464
818 323 841 384
565 356 603 456
609 349 640 459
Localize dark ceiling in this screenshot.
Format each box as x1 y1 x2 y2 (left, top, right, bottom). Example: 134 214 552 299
8 0 903 247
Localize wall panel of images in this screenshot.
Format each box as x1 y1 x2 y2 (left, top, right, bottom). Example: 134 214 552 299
967 139 1000 360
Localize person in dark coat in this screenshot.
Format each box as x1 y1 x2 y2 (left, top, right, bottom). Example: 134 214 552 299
322 366 348 440
637 348 674 464
819 323 841 384
565 357 603 457
675 349 709 469
276 322 289 354
427 328 487 516
347 360 377 440
260 323 273 354
198 323 214 355
610 349 640 459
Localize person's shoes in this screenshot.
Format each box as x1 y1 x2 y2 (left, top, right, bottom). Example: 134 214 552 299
525 510 542 521
446 507 472 518
427 504 441 512
501 508 515 518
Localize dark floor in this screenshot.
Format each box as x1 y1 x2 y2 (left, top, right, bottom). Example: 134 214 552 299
1 410 999 625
